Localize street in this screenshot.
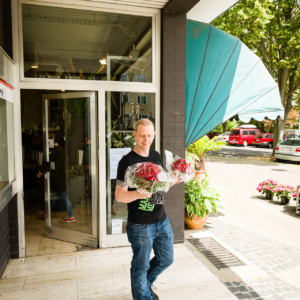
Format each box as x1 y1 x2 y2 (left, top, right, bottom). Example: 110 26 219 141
207 145 273 158
190 148 300 300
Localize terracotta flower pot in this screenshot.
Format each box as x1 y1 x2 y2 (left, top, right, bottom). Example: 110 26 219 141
184 208 208 230
195 171 206 182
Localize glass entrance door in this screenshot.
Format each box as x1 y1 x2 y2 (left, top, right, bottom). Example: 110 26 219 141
42 92 97 247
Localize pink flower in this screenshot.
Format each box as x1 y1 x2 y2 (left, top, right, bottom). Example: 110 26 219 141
259 182 263 186
293 192 297 197
263 185 267 189
277 187 284 192
273 181 278 185
266 186 272 191
257 187 263 192
286 185 290 189
273 188 277 192
286 188 291 193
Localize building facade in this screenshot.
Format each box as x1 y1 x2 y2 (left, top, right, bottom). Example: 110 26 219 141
0 0 237 277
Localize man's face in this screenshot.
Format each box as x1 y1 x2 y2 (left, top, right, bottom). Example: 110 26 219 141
133 125 156 150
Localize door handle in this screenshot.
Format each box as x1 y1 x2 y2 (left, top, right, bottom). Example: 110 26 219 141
43 162 51 173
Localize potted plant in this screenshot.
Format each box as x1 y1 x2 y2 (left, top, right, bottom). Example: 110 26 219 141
69 165 86 207
184 175 224 230
187 135 226 180
22 121 39 164
32 135 43 165
76 138 91 165
273 184 296 205
257 179 278 200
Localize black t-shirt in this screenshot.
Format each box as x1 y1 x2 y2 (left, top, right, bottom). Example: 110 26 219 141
116 150 167 224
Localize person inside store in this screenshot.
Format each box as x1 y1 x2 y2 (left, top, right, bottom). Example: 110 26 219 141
38 131 76 223
115 119 181 300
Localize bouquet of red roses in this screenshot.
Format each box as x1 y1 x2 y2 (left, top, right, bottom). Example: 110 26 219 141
165 150 194 183
125 162 170 195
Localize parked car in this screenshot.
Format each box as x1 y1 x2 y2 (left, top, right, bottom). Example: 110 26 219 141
287 134 299 139
215 132 230 143
275 138 300 162
252 133 274 148
228 127 262 146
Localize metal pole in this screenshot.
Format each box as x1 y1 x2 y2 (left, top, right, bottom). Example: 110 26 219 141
107 55 112 234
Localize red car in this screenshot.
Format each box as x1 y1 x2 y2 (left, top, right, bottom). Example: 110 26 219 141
228 127 262 146
252 133 274 148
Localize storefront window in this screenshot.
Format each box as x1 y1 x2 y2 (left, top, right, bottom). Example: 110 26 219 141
0 98 14 193
106 91 155 234
22 4 152 83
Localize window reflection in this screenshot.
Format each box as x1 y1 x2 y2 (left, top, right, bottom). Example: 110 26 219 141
106 91 155 234
0 99 14 193
22 4 152 82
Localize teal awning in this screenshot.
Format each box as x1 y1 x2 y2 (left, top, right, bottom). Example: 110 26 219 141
185 20 284 147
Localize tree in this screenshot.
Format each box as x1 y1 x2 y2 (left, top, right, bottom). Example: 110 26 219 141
213 0 300 153
286 108 299 128
210 119 241 134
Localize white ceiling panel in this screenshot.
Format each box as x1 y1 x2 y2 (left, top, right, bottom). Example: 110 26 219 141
187 0 240 23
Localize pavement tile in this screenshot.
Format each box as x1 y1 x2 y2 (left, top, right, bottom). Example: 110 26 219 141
235 293 247 299
225 282 234 287
233 281 242 286
229 287 239 293
250 291 261 298
273 295 284 300
237 286 249 293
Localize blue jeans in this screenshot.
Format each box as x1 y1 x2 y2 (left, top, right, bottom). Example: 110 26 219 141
126 218 174 300
50 191 74 218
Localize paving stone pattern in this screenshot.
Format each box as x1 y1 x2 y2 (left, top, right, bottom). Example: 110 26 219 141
205 218 300 300
224 278 300 300
206 219 300 277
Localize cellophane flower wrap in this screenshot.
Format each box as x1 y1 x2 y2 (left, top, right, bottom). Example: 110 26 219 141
165 150 195 183
125 162 170 195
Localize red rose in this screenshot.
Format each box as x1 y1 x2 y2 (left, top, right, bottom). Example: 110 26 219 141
173 161 181 171
146 170 156 181
136 169 147 179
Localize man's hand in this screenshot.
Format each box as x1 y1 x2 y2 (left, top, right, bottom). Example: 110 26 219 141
115 180 151 203
169 178 183 187
37 171 43 178
136 190 152 199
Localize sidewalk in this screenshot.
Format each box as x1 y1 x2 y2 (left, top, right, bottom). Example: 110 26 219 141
198 154 300 300
0 243 235 300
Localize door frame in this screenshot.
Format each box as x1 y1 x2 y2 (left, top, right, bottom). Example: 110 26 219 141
42 91 98 248
12 0 161 252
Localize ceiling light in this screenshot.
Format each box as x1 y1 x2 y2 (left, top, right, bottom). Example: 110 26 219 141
61 90 65 92
31 65 39 69
56 65 65 74
129 44 140 58
99 59 106 65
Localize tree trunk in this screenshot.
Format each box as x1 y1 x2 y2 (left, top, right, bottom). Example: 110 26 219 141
272 118 285 155
222 122 227 133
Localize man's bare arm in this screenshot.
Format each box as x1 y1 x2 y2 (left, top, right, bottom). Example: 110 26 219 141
115 180 151 203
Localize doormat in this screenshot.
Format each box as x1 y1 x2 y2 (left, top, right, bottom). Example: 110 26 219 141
188 237 246 269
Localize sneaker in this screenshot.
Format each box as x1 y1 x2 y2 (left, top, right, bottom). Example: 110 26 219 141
150 286 159 300
60 217 76 223
38 212 46 220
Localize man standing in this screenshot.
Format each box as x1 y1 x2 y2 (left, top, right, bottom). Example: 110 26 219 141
115 119 176 300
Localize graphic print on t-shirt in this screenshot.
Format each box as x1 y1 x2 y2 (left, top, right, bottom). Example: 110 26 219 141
138 191 163 212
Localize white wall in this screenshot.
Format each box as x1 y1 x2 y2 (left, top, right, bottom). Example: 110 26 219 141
187 0 239 24
0 50 15 87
